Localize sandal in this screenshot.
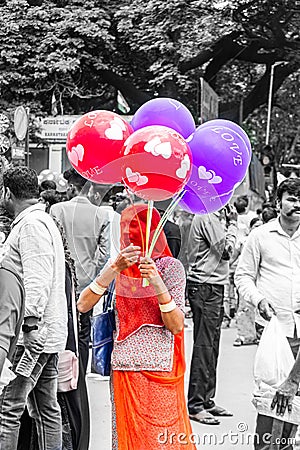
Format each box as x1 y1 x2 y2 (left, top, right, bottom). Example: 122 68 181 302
205 405 233 417
189 411 220 425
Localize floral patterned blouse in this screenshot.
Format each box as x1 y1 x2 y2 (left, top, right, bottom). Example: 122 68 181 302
111 256 186 372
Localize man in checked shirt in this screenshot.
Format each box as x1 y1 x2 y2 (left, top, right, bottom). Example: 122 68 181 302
235 178 300 450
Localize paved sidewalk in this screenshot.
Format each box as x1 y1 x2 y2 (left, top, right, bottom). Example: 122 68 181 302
87 323 259 449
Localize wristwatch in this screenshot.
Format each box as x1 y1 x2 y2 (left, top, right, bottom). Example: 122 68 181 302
22 324 39 333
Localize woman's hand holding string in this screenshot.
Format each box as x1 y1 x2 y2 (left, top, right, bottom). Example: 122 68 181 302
77 244 141 313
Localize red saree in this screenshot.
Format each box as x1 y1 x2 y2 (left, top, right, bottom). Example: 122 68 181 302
113 331 196 450
112 205 196 450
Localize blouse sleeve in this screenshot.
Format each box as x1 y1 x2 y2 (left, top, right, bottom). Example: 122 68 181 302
159 257 186 314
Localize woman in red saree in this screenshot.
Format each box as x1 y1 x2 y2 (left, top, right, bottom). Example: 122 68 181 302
78 204 196 450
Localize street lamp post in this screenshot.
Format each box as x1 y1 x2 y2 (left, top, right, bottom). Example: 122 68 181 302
265 61 286 145
265 61 287 199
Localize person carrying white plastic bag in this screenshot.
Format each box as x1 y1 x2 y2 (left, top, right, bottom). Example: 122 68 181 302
253 316 300 425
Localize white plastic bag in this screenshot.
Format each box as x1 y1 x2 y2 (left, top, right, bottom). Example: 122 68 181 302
253 316 295 388
253 316 300 423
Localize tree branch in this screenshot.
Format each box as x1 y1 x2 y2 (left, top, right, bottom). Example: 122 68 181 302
179 31 241 74
219 62 299 122
98 69 152 106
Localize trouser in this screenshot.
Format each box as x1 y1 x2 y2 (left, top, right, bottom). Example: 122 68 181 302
235 295 257 343
254 336 300 450
0 346 62 450
187 282 224 414
78 310 92 374
254 414 297 450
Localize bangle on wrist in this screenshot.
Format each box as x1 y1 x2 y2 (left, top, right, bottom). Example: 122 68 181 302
89 280 107 296
158 295 172 306
109 263 119 273
159 299 177 313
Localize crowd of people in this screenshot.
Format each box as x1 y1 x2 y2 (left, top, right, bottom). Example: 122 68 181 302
0 163 299 450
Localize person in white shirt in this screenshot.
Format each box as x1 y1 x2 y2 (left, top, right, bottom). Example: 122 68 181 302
235 178 300 450
0 166 67 450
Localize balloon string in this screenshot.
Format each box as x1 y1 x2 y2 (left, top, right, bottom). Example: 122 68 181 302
143 200 153 287
121 181 145 255
148 190 186 258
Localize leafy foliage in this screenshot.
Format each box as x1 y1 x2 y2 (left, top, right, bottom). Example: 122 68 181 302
0 0 299 163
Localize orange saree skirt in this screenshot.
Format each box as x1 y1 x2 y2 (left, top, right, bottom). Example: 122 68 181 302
112 331 196 450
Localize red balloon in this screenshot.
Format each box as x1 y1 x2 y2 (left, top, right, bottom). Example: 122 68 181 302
66 110 133 184
120 126 192 201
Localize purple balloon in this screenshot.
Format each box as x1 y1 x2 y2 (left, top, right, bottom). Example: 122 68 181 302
185 124 251 198
198 119 252 159
131 98 196 139
179 189 234 215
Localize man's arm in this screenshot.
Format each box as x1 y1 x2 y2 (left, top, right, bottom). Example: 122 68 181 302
19 221 54 321
95 217 110 272
271 347 300 415
234 231 266 308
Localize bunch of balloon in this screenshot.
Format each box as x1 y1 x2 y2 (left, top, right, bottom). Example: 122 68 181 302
120 97 195 283
179 119 252 215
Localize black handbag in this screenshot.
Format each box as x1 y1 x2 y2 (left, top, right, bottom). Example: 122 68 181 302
90 280 116 376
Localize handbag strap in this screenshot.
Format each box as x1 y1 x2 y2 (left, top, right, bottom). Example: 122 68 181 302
103 279 115 313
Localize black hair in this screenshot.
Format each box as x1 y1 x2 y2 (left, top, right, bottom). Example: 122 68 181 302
63 167 87 190
40 189 60 207
40 180 57 191
262 207 278 223
276 178 300 202
3 166 39 200
234 195 249 214
249 217 261 229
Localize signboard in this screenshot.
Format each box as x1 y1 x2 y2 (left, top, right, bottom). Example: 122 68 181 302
0 114 9 134
200 78 219 123
11 146 25 159
35 116 81 143
35 114 133 143
14 106 28 141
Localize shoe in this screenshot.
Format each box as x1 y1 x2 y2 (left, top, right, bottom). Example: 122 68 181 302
233 338 243 346
185 310 193 319
234 338 258 347
205 405 233 417
189 411 220 425
221 317 231 329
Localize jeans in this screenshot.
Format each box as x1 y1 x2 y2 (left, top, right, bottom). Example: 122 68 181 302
0 346 62 450
187 281 224 414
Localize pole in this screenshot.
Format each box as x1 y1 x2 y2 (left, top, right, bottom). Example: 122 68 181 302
25 107 30 167
265 61 286 145
239 97 244 125
265 64 275 146
196 78 201 125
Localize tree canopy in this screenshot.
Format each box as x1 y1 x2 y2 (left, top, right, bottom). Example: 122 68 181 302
0 0 299 160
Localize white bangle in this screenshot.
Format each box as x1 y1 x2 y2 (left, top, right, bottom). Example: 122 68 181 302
159 300 177 313
89 281 107 296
